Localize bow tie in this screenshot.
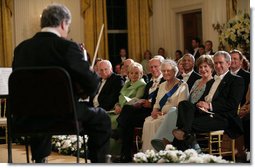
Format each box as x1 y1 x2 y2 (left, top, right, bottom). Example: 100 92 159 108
214 75 221 81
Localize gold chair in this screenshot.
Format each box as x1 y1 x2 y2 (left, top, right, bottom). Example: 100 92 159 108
196 130 236 162
0 97 7 143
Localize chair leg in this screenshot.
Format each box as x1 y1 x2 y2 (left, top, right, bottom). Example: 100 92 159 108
218 134 222 156
24 136 30 163
76 134 80 163
83 135 87 163
232 139 236 162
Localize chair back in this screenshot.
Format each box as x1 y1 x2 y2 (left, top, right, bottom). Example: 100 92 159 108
7 67 80 136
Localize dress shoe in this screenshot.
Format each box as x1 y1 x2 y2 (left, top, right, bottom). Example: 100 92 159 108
151 138 171 152
34 157 48 163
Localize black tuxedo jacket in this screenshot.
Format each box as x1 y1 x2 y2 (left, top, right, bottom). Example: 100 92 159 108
13 32 100 105
90 73 124 111
177 71 201 91
236 68 250 105
200 72 245 138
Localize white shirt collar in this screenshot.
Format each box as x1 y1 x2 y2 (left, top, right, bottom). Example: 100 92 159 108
41 27 61 37
230 68 240 75
215 70 229 80
151 73 163 83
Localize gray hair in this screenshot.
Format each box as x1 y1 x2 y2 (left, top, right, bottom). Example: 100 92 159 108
98 59 112 70
152 55 165 63
213 51 231 62
162 59 179 76
40 4 71 28
128 62 143 74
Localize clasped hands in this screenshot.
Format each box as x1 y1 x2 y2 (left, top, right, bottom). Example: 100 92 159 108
196 101 210 112
151 109 165 119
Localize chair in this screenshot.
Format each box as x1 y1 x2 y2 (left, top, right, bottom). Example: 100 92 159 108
196 130 236 162
0 97 7 143
7 66 87 163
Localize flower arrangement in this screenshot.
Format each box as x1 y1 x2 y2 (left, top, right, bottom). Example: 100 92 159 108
51 135 88 157
213 12 250 56
133 144 231 163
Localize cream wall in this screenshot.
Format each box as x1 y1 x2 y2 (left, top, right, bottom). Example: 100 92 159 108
13 0 84 47
149 0 250 59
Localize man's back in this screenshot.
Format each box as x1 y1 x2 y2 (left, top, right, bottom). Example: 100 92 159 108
13 32 99 97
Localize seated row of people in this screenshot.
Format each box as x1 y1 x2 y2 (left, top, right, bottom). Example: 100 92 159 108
91 49 249 163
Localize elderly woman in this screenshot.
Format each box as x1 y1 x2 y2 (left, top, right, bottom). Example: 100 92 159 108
141 59 189 151
114 62 146 114
151 55 214 151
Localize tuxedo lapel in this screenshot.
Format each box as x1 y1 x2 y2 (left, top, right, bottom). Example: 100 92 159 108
212 72 231 101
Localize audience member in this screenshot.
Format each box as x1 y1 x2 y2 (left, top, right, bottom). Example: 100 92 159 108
114 62 146 114
191 37 201 60
242 55 250 71
204 40 214 55
93 58 103 75
114 63 121 74
172 51 244 152
177 58 184 76
113 48 128 69
112 56 165 162
158 47 166 58
90 60 124 111
122 59 135 81
141 49 152 74
198 44 206 56
239 84 250 160
174 50 183 62
229 49 250 106
141 59 189 151
151 55 214 151
177 53 201 90
12 4 111 163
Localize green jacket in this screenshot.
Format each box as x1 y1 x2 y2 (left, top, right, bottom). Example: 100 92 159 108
118 79 146 107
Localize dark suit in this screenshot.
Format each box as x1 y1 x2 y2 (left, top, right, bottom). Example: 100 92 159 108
176 71 244 148
13 32 111 163
90 73 124 111
236 68 250 106
177 71 201 91
116 78 165 160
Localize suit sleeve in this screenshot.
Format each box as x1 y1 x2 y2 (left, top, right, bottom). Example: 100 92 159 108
64 42 100 96
212 76 244 115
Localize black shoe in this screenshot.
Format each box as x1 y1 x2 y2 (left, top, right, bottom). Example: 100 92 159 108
151 138 171 152
34 157 47 163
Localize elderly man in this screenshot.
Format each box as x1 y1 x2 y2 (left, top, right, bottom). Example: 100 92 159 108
177 53 201 90
112 56 165 162
172 51 244 151
90 60 124 111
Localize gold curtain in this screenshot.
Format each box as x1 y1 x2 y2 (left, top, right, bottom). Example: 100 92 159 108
81 0 108 62
226 0 237 20
0 0 13 67
127 0 152 62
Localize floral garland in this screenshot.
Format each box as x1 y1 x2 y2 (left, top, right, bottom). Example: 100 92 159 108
213 11 250 56
51 135 87 157
133 144 232 163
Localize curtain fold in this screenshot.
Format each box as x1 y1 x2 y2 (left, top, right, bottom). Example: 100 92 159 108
127 0 151 62
81 0 108 62
0 0 13 67
226 0 237 20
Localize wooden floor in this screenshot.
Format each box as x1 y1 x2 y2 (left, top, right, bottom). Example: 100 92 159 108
0 143 85 163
